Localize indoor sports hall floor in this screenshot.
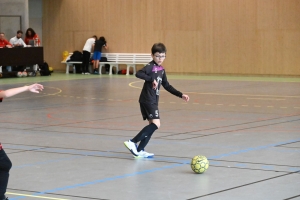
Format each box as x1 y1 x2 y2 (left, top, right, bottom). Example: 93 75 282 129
1 73 300 200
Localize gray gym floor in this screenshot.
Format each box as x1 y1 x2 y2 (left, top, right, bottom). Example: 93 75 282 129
1 73 300 200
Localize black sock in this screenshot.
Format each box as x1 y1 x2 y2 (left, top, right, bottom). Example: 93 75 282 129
131 123 158 151
137 131 154 152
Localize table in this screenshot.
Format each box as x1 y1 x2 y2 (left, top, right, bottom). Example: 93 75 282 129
0 47 44 72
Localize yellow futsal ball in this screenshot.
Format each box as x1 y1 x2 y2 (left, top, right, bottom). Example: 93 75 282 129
191 155 209 174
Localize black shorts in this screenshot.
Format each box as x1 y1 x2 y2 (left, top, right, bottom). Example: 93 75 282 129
140 102 159 120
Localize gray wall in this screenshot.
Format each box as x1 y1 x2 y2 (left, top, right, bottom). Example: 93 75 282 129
0 0 42 43
28 0 42 43
0 0 29 39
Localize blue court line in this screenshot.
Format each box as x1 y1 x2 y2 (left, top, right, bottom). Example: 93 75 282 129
43 163 186 193
4 144 46 151
9 137 300 200
7 137 300 171
7 140 300 170
9 163 186 200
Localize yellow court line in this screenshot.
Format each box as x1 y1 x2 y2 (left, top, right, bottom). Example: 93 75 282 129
183 92 300 99
129 81 144 89
6 192 70 200
129 81 300 99
52 91 299 110
35 86 62 96
247 98 286 101
9 86 62 100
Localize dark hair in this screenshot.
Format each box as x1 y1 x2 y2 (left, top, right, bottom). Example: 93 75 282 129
25 28 36 37
17 30 23 34
92 35 98 40
151 43 167 55
99 36 106 42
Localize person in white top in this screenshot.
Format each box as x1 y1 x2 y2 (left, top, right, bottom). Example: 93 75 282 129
81 35 97 75
9 30 26 47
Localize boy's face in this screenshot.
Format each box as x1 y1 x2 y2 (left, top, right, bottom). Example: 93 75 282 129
152 52 166 65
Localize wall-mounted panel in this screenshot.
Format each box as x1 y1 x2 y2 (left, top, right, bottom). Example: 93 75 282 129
43 0 300 76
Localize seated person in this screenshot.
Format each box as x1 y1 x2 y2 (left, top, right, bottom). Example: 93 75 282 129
9 30 27 47
0 33 12 71
24 28 40 46
0 33 12 48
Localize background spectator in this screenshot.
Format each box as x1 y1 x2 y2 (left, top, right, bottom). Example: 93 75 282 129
93 36 108 74
81 35 97 75
9 30 26 47
24 28 40 46
0 33 12 48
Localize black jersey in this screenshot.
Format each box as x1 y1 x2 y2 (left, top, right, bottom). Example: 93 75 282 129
136 60 183 104
94 40 106 52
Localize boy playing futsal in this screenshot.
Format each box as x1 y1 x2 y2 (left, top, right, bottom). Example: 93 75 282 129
0 83 44 200
124 43 190 158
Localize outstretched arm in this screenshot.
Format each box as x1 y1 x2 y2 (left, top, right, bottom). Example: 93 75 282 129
0 83 44 98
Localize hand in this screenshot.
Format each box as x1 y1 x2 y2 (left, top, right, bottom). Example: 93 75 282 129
153 80 158 90
28 83 44 93
182 94 190 102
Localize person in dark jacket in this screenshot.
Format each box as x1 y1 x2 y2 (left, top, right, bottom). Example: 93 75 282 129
0 83 44 200
93 36 108 74
124 43 190 158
